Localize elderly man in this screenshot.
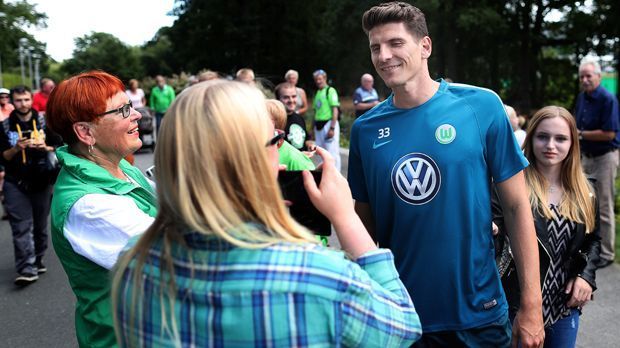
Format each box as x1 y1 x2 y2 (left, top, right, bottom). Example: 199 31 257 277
149 75 176 132
575 57 620 269
235 68 255 85
32 78 55 114
353 73 379 118
312 69 341 171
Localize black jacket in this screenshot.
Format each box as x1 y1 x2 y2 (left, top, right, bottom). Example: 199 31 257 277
491 184 601 315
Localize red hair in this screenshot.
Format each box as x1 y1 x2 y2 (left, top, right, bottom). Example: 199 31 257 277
46 71 125 145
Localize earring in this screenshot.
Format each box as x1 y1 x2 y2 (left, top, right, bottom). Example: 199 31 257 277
88 144 94 156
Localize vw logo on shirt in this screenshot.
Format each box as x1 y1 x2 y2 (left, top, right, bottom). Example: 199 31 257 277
391 153 441 205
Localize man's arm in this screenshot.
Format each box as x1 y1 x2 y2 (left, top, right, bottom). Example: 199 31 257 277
354 201 376 242
580 129 616 142
354 101 379 111
496 171 544 348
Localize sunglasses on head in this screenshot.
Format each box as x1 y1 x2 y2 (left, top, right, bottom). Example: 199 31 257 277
96 101 133 118
265 129 285 148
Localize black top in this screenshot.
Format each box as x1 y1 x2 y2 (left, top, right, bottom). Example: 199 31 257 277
0 109 63 190
542 204 576 326
284 112 308 150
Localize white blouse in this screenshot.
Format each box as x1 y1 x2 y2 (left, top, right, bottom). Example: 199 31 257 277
63 193 155 270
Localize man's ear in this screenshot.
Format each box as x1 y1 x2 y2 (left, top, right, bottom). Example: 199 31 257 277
72 122 96 145
421 36 432 59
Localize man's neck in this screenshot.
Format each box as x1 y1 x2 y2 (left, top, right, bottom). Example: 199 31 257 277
392 76 440 109
15 109 33 122
586 84 600 96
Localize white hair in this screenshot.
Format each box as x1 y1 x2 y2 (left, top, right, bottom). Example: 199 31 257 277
284 69 298 79
579 57 602 75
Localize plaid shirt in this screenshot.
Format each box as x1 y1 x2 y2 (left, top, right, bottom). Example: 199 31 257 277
115 229 422 347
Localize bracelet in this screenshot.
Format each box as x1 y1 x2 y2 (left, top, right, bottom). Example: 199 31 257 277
579 130 583 140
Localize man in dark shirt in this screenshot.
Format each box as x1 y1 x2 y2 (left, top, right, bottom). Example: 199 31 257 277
575 58 620 269
0 86 63 285
276 82 311 151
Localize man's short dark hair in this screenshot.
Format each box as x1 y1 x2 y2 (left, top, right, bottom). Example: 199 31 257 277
274 82 295 99
362 2 429 39
11 85 32 99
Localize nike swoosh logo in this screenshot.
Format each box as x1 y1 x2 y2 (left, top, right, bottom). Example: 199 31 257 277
373 139 393 149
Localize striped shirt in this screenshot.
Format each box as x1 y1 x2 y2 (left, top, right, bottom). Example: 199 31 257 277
115 229 422 347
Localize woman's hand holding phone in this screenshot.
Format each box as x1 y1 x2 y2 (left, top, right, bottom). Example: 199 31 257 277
302 146 377 258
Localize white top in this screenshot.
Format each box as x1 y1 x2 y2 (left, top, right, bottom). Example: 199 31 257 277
514 129 526 148
125 89 145 108
63 193 155 270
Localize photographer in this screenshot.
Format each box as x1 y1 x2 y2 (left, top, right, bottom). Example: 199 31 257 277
113 80 422 347
0 85 62 285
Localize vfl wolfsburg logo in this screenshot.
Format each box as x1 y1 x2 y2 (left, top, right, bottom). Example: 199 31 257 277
391 153 441 205
435 124 456 144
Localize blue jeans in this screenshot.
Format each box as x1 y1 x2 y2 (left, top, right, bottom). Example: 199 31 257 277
544 309 580 348
412 312 511 347
155 112 165 135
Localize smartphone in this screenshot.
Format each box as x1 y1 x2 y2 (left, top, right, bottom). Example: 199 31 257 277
277 170 331 236
145 165 155 179
19 130 33 139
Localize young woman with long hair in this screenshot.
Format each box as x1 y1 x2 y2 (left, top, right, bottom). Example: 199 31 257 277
494 106 601 348
112 80 422 347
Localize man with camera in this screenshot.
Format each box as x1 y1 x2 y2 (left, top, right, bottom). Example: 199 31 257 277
0 86 62 285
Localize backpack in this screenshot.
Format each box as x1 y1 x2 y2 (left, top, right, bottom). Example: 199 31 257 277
324 86 342 120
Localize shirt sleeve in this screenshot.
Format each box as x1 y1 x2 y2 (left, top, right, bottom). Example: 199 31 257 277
63 193 155 270
0 121 11 154
328 87 340 107
600 94 620 132
480 91 529 183
340 249 422 346
168 86 176 103
353 89 362 105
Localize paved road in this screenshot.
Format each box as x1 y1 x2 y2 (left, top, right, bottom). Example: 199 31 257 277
0 150 617 347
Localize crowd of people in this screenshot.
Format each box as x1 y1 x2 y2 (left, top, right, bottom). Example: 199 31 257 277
1 1 618 347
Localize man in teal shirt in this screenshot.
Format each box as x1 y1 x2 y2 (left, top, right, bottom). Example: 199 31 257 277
149 75 175 132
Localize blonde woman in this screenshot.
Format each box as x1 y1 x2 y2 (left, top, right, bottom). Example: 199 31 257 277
494 106 601 348
113 80 422 347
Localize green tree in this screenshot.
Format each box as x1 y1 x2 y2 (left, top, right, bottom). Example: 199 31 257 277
61 32 143 83
0 0 49 87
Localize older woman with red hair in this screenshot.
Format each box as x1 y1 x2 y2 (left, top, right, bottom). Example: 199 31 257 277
46 71 157 348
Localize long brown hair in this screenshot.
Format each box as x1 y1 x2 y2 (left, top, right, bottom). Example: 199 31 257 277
522 106 596 232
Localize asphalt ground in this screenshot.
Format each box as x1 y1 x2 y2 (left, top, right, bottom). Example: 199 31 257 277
0 150 617 347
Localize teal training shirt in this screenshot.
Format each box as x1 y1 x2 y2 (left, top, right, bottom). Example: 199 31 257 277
348 79 528 332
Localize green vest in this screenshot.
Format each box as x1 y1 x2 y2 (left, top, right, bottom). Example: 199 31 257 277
51 146 157 348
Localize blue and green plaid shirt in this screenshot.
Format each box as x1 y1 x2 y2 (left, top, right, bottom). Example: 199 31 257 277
115 229 422 347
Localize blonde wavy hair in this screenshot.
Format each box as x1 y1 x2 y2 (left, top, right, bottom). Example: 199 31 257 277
112 80 316 344
522 106 596 232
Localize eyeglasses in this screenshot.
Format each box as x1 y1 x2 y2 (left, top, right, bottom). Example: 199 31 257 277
96 101 133 118
266 129 285 148
0 95 9 99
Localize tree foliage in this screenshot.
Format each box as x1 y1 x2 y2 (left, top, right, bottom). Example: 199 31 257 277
0 0 49 85
61 32 143 82
16 0 618 113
